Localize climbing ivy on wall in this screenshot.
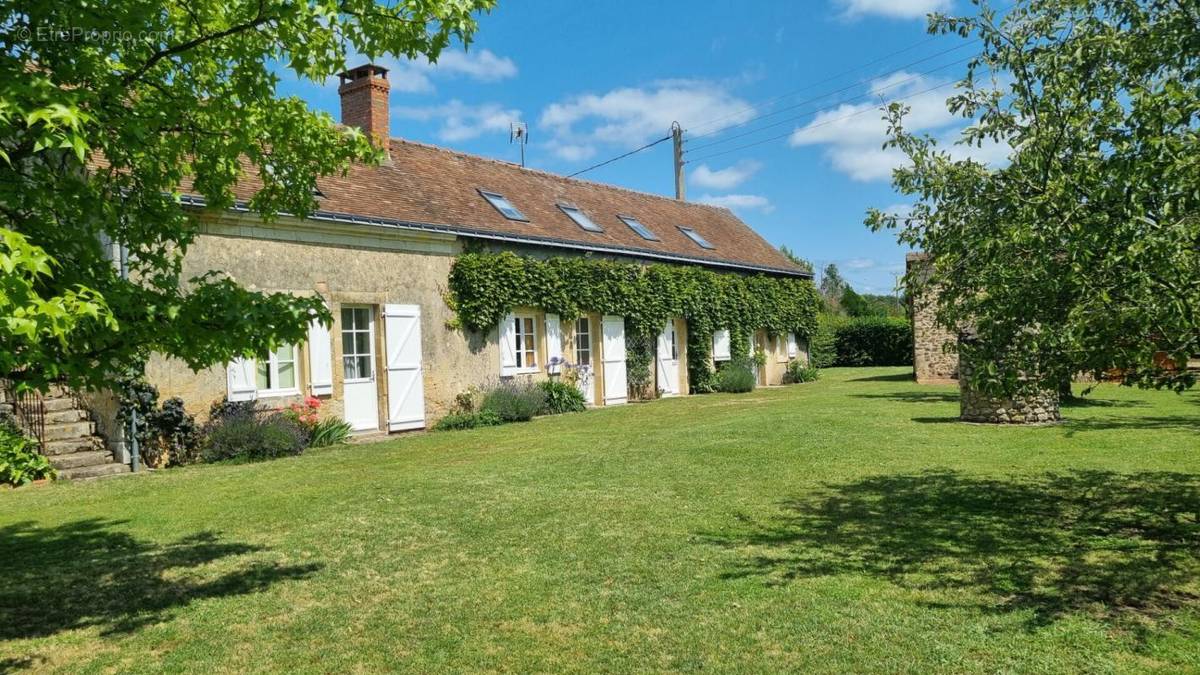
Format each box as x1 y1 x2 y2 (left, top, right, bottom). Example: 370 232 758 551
448 252 821 393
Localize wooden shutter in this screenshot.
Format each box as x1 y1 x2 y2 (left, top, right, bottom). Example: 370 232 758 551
787 332 798 359
712 329 731 361
499 313 518 376
545 313 563 374
601 315 627 405
226 357 257 401
307 309 334 396
384 304 426 431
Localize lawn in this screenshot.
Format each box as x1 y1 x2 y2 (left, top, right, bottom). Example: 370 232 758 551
2 368 1198 673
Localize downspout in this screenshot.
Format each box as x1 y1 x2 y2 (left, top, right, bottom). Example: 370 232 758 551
118 242 140 473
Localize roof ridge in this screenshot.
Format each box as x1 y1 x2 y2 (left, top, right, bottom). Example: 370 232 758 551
383 137 738 215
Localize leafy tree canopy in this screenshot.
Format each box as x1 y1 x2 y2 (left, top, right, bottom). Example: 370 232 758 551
869 0 1199 393
778 244 814 274
1 0 494 390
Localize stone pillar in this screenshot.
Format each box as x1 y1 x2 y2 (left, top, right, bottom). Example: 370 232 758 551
958 346 1061 424
906 253 959 383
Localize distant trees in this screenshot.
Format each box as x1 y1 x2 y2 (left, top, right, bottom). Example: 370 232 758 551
778 245 814 274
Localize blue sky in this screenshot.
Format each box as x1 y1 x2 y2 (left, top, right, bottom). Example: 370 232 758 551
279 0 1003 293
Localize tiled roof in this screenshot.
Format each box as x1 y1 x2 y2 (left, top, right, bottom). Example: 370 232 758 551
213 138 809 276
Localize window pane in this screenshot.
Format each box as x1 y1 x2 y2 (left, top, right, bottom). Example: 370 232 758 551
524 349 536 367
353 308 369 330
341 307 355 330
342 332 355 355
619 216 658 241
355 331 370 356
274 344 294 364
481 191 526 221
561 205 602 232
256 361 271 390
277 361 296 389
356 356 372 378
343 355 358 380
679 227 715 249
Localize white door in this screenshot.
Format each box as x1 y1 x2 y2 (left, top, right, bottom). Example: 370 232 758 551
341 306 379 431
574 316 596 405
601 315 627 406
656 319 680 396
383 304 425 431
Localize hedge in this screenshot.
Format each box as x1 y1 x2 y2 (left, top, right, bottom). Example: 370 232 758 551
811 315 913 367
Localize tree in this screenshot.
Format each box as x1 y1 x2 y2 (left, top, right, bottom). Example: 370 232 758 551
778 244 814 274
868 0 1199 395
819 263 847 313
841 287 870 317
0 0 494 391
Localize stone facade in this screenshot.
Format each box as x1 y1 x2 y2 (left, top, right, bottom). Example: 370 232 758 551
906 253 959 384
958 353 1061 424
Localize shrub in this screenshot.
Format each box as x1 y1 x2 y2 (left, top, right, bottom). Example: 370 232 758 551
809 314 843 368
309 418 353 447
786 360 821 384
201 408 307 463
480 379 547 422
537 379 587 415
714 359 757 393
116 378 201 467
833 317 913 367
0 419 55 486
209 398 258 422
433 410 503 431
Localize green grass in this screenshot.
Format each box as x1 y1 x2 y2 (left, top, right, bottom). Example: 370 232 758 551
2 368 1199 673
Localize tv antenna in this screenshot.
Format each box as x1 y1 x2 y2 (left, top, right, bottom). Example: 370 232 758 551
510 122 529 167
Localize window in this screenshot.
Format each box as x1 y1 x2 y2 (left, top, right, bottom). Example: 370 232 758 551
513 314 538 370
669 326 678 361
618 215 659 241
479 190 527 221
559 204 603 232
341 306 374 381
678 226 715 250
256 343 299 395
575 316 591 366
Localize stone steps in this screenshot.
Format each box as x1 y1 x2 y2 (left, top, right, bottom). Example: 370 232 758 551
43 420 96 442
43 436 102 456
57 462 131 481
48 450 115 470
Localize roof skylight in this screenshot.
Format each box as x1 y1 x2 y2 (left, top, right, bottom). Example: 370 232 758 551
618 215 658 241
678 226 715 250
558 204 603 232
479 190 528 221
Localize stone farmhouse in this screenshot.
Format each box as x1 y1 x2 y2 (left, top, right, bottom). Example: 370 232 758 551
112 63 811 447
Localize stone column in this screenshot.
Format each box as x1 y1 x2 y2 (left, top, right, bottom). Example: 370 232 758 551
958 344 1061 424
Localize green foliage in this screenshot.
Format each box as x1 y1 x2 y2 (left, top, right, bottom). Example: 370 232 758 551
201 408 307 463
480 379 547 423
868 0 1200 394
714 359 757 393
308 418 353 448
1 0 494 391
537 380 587 415
809 314 844 368
448 252 821 396
625 331 655 399
432 410 504 431
0 418 55 486
778 244 814 274
833 317 914 367
115 377 200 467
786 361 821 384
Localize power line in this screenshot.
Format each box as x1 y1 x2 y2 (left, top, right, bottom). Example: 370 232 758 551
684 75 979 165
687 40 981 144
684 54 977 155
567 135 672 178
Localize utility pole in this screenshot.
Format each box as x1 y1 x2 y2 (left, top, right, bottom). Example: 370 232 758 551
671 121 685 200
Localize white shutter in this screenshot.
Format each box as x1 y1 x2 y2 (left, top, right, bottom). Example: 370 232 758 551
307 310 334 396
499 313 518 377
712 329 731 361
226 357 257 401
787 332 798 359
601 315 627 405
384 304 426 431
656 320 679 396
545 313 564 374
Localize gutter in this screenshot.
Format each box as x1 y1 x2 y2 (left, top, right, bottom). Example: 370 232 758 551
178 195 813 279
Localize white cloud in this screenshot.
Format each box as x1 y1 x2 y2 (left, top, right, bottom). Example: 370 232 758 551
696 193 774 213
843 257 877 270
393 100 521 143
789 72 1010 182
539 80 754 163
690 160 762 190
834 0 951 20
355 48 517 94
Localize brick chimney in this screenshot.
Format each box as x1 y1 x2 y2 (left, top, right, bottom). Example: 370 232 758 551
338 64 390 148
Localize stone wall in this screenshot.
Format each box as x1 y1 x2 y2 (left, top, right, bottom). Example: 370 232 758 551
959 353 1061 424
906 253 959 383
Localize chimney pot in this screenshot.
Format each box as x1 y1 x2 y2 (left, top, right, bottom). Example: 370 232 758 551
337 63 390 149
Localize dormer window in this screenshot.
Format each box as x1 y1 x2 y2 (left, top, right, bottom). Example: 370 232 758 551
479 190 528 221
618 215 658 241
678 226 715 250
558 204 603 232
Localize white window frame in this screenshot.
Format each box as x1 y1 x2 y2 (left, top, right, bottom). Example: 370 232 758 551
558 203 603 233
677 225 715 250
513 313 539 374
478 189 528 221
256 344 300 397
618 215 659 241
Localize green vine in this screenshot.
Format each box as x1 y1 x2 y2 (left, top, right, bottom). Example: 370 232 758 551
448 252 821 393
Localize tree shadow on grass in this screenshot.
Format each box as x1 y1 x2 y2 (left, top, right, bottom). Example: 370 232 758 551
1063 416 1200 434
0 518 321 641
850 391 960 404
847 373 914 383
703 471 1200 638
